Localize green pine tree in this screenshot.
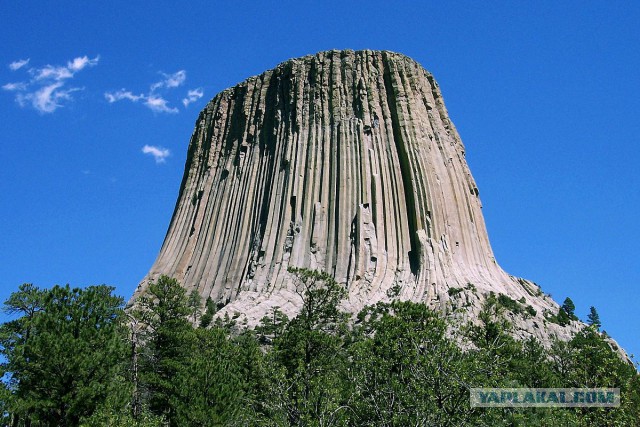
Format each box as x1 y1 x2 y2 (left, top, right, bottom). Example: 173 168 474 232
172 327 245 426
198 297 216 329
350 301 471 425
187 289 202 325
556 306 571 326
587 306 601 329
268 267 350 426
0 284 128 426
256 306 289 344
562 297 577 320
133 275 194 425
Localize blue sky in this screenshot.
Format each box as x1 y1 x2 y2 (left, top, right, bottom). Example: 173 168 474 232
1 2 638 359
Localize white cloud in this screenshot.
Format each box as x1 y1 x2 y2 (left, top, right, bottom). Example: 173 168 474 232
32 55 99 82
3 55 99 113
16 83 81 113
31 83 73 113
142 144 171 163
151 70 186 92
145 95 178 114
2 82 27 91
68 55 99 72
33 64 73 81
104 89 144 103
182 87 204 107
107 69 190 114
9 58 30 71
105 90 178 114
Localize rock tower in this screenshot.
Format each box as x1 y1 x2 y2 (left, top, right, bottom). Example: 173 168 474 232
134 50 574 341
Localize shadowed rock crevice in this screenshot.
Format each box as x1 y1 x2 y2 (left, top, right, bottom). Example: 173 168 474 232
382 55 420 276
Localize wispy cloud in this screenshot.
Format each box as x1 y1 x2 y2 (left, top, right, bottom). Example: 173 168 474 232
68 56 99 72
2 55 99 113
182 88 204 107
9 58 30 71
105 89 144 103
142 144 171 163
33 65 73 81
106 69 201 114
2 82 27 91
31 56 99 82
145 95 178 114
104 89 178 114
150 70 186 91
17 83 81 114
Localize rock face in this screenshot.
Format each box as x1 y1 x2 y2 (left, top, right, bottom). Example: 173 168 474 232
134 50 576 342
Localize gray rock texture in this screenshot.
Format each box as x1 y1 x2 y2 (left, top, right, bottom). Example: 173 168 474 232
133 50 579 343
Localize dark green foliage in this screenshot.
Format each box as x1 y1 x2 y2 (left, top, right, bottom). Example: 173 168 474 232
80 405 166 426
513 337 558 387
0 284 128 426
547 300 573 326
2 273 639 426
562 296 578 320
548 326 640 425
587 306 601 329
494 292 535 318
287 267 348 331
198 296 216 328
133 275 194 425
264 267 350 426
386 283 401 298
187 289 202 324
132 276 250 427
350 301 472 425
0 377 11 426
447 283 476 299
525 304 537 317
256 306 289 344
447 286 463 297
171 327 245 426
497 293 524 314
556 306 571 326
466 295 524 385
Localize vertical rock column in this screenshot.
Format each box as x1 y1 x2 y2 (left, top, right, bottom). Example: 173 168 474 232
134 50 519 320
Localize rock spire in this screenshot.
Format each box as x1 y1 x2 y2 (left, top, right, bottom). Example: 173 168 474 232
134 50 574 342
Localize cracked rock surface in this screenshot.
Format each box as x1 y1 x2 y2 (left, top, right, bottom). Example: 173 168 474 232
133 50 581 344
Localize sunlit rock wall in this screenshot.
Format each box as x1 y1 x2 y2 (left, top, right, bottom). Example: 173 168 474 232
134 50 576 342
